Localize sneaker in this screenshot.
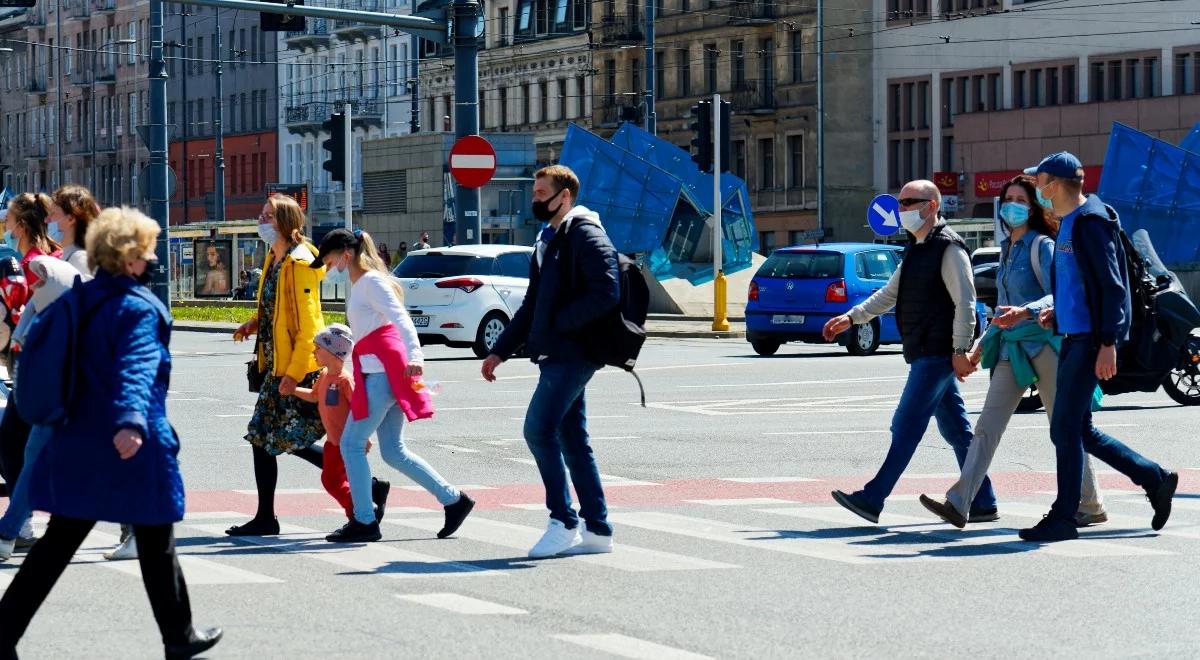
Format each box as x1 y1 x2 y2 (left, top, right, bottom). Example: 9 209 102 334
438 493 475 539
1148 471 1179 531
1075 510 1109 527
528 519 581 558
104 534 138 561
919 495 966 529
13 535 37 551
0 536 13 562
830 490 880 524
968 507 1000 524
326 520 382 543
1018 515 1078 542
563 529 613 555
372 479 391 523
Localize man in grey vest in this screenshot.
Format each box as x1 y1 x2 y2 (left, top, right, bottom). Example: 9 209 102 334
822 179 997 523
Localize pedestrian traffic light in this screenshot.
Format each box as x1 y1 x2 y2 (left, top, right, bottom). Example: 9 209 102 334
690 101 713 173
321 112 346 183
716 100 732 174
260 0 306 32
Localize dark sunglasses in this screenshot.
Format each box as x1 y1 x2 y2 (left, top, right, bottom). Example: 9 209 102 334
898 198 932 207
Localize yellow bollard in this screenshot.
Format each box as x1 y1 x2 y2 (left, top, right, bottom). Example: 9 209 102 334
712 271 731 332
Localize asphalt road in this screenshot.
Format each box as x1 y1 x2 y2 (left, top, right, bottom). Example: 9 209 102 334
2 332 1198 659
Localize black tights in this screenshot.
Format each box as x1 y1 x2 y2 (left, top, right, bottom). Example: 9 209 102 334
250 443 323 520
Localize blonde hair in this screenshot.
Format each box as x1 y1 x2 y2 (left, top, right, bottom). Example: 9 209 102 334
267 194 307 245
8 192 59 254
87 207 160 276
352 230 405 300
53 184 101 250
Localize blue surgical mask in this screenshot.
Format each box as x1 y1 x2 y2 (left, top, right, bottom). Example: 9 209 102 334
1000 202 1030 228
3 230 18 253
47 221 63 243
257 222 279 245
1035 183 1055 210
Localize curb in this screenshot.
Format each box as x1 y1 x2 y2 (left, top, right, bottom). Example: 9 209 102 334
174 322 747 340
174 322 240 335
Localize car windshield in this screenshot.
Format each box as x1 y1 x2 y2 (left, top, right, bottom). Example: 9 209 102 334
392 254 495 278
757 252 844 279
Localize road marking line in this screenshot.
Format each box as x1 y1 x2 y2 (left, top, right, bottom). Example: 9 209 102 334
483 439 524 446
504 503 550 511
719 477 819 484
396 592 527 615
215 414 253 418
77 530 283 585
611 511 901 565
591 436 640 441
494 361 753 381
504 458 660 486
328 506 438 516
183 511 247 521
437 444 481 453
685 498 795 506
184 523 502 579
553 633 712 660
900 473 961 480
764 430 889 436
679 376 909 389
438 405 529 411
386 516 737 572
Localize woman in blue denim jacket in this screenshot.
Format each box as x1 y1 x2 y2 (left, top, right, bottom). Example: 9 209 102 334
920 177 1108 528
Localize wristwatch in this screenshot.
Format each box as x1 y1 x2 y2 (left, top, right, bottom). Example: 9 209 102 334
953 348 969 357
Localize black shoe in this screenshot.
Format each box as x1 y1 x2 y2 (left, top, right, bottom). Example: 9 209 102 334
0 645 16 660
968 507 1000 524
831 490 880 524
372 479 392 523
919 494 966 529
1148 471 1179 531
165 627 223 660
438 494 475 539
225 517 279 537
326 520 382 543
1018 515 1078 543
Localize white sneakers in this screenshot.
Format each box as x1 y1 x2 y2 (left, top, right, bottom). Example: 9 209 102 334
528 520 614 558
104 535 138 561
0 536 13 562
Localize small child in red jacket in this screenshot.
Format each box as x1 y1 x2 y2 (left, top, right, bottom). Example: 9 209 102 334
289 324 390 538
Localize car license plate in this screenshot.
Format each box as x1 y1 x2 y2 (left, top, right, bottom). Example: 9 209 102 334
412 315 430 328
771 314 805 325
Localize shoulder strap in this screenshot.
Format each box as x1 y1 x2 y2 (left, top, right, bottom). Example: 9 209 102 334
1030 235 1050 293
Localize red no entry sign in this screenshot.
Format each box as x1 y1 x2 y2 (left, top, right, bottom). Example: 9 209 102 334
448 135 497 189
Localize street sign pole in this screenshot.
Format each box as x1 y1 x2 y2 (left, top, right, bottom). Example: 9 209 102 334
453 0 482 246
344 102 352 230
711 92 729 332
149 0 171 307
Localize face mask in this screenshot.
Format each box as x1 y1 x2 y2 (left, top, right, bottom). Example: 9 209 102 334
136 258 158 286
899 208 927 234
324 256 350 285
1035 183 1055 210
1000 202 1030 228
47 221 63 243
257 222 279 245
531 189 564 223
4 231 18 253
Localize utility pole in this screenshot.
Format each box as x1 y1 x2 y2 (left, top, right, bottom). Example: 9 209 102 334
645 0 655 134
816 0 825 234
711 92 728 332
149 0 171 306
410 34 420 133
180 11 190 222
54 0 63 187
213 19 226 223
452 0 481 245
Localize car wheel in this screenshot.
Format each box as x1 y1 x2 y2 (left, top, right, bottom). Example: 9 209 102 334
1163 336 1200 406
473 312 509 359
751 340 780 356
846 320 880 356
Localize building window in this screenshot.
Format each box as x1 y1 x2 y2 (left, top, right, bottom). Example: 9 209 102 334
704 45 717 94
942 136 954 174
787 135 803 189
731 40 745 89
678 48 690 97
605 59 615 99
790 31 802 83
499 87 508 127
758 231 776 255
988 73 1001 110
575 75 587 118
758 138 774 190
1015 70 1027 108
1063 65 1076 104
733 139 745 179
1090 54 1161 101
655 50 665 100
557 78 567 120
499 8 510 45
539 81 548 122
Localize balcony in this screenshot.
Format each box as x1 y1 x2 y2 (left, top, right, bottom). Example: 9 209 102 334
333 2 382 42
69 136 93 155
95 131 118 153
728 0 776 24
598 14 642 45
284 102 330 135
68 0 91 20
26 143 49 160
731 79 776 114
92 0 117 13
26 11 47 27
285 19 332 51
597 97 639 128
70 63 116 86
27 77 46 94
344 98 384 128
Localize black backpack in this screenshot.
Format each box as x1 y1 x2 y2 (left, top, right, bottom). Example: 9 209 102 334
561 223 651 406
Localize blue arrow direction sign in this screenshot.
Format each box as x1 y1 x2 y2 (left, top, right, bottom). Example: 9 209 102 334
867 194 900 236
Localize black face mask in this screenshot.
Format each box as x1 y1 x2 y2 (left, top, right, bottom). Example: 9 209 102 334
136 258 158 286
531 189 565 223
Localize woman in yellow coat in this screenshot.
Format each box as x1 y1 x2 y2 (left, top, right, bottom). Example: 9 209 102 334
227 194 327 536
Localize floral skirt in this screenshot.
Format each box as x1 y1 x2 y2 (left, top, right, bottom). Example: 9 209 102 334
244 369 325 456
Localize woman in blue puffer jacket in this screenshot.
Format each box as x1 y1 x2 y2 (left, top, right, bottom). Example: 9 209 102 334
0 207 221 660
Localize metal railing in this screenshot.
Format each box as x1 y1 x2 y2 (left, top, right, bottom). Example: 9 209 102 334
27 77 46 93
731 79 776 112
68 0 91 19
728 0 776 23
285 19 331 46
93 0 117 12
599 14 642 44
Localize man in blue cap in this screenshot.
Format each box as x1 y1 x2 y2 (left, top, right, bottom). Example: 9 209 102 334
1018 151 1178 542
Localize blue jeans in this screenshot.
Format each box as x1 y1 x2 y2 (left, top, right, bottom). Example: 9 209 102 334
1048 336 1166 521
524 359 610 536
0 425 51 540
860 356 998 512
340 373 460 524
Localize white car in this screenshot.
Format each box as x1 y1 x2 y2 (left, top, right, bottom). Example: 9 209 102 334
392 244 534 358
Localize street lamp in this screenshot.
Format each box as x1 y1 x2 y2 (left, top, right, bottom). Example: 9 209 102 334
92 38 138 202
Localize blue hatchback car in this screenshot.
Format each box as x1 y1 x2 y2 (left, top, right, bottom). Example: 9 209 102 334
745 243 905 356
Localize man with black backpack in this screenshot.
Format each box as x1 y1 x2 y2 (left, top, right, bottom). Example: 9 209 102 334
1019 152 1178 543
482 165 621 558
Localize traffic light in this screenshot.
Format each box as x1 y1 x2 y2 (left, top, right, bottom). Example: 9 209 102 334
321 112 346 183
716 100 732 174
689 101 712 173
261 0 306 32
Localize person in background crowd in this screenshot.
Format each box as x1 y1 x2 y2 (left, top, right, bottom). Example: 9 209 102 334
1017 152 1178 543
313 228 470 542
0 207 222 660
393 241 408 268
47 184 99 276
378 243 391 269
414 232 431 251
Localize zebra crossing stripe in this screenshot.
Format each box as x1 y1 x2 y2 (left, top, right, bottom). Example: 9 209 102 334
385 516 738 572
184 523 503 580
76 529 283 585
396 592 528 615
553 633 713 660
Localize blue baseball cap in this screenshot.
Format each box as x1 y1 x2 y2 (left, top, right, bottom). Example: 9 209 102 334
1024 152 1084 180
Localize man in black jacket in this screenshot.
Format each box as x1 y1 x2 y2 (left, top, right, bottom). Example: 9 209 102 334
482 165 620 558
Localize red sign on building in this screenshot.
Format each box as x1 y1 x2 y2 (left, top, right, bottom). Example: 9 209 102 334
933 172 959 194
973 170 1022 198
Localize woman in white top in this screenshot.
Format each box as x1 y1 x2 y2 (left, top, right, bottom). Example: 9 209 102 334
312 228 474 543
47 185 100 275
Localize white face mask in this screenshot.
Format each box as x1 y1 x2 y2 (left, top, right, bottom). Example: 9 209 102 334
899 208 928 234
257 222 279 245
